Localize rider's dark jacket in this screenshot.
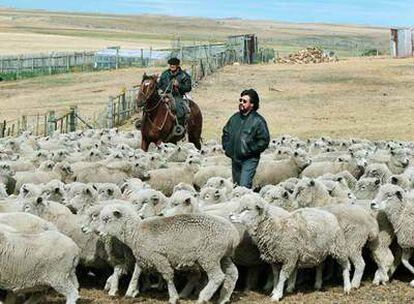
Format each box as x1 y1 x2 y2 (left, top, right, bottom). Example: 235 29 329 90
157 68 192 97
222 111 270 161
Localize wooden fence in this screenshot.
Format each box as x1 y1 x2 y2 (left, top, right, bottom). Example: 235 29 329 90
0 106 93 138
0 52 96 78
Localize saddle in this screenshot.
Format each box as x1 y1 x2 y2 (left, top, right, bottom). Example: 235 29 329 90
162 94 191 137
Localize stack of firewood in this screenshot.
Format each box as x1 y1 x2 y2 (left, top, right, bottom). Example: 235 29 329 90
277 47 336 64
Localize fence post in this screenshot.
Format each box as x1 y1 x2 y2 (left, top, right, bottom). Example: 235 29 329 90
47 110 56 136
107 97 114 129
69 106 78 132
121 91 126 121
21 115 27 132
0 120 5 138
140 49 144 67
49 52 53 75
0 57 3 73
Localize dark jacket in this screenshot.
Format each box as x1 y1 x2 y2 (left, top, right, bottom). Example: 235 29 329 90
222 111 270 161
157 68 192 97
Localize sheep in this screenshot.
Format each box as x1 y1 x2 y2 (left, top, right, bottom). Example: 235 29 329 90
162 190 201 217
22 196 110 271
81 203 136 297
252 150 311 190
0 223 80 304
65 184 99 214
388 174 411 189
193 165 232 190
361 163 392 184
301 153 365 179
292 178 333 208
124 188 167 214
0 212 57 233
371 184 414 287
95 183 123 201
14 162 73 193
199 186 228 206
354 178 381 200
261 185 298 211
321 204 379 288
43 179 66 203
96 203 240 304
120 178 149 193
146 160 200 196
230 186 253 198
173 182 198 195
230 198 351 301
203 176 234 195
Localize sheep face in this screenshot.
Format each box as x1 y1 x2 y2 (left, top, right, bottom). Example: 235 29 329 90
230 197 265 226
162 190 198 217
97 204 136 238
355 178 381 200
81 205 104 234
292 150 312 170
23 196 48 216
371 185 405 211
200 187 227 205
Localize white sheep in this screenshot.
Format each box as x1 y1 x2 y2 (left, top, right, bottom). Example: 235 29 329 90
96 203 240 304
230 198 351 301
0 223 80 304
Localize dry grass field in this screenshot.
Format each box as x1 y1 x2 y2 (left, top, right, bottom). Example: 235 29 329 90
0 8 388 56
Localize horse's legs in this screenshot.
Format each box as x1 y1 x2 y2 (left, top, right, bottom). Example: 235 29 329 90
141 138 149 152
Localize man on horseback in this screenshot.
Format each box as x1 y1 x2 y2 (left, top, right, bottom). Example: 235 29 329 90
157 57 192 135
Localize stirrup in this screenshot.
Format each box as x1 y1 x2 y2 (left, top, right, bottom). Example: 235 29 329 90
173 124 185 137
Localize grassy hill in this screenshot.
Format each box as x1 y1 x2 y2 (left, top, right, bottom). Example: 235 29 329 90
0 7 389 57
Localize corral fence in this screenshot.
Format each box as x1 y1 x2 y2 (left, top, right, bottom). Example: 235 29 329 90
0 52 96 80
0 106 96 138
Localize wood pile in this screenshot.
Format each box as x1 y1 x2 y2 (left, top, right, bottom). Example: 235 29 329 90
277 47 336 64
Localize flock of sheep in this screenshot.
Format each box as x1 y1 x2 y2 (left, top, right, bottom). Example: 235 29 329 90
1 128 414 303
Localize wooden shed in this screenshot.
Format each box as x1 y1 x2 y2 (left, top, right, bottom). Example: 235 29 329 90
227 34 258 64
390 27 414 58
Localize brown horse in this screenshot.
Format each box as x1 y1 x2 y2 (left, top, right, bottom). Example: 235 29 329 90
136 74 203 151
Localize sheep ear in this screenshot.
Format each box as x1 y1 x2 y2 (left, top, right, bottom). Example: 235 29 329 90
396 191 403 201
294 151 298 157
84 187 92 195
283 191 289 199
184 197 192 206
337 157 344 162
309 180 315 186
107 188 114 195
375 179 381 185
113 210 122 218
92 184 98 191
255 204 264 215
220 179 224 185
390 150 395 156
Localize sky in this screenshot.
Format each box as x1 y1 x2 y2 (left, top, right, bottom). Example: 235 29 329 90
0 0 413 27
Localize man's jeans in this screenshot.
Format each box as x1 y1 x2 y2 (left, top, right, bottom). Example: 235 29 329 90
232 157 260 189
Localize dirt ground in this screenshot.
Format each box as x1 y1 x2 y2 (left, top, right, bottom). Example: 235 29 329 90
43 271 414 304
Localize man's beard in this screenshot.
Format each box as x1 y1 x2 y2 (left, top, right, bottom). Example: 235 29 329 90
239 104 248 114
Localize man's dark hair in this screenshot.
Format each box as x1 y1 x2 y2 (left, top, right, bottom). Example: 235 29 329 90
168 57 180 65
241 89 260 110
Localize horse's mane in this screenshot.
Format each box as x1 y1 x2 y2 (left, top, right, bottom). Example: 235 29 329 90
141 73 157 83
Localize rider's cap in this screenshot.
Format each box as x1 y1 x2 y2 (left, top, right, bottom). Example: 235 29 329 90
168 57 180 65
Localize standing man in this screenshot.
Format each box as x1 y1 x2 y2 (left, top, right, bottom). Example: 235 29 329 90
222 89 270 189
157 57 192 133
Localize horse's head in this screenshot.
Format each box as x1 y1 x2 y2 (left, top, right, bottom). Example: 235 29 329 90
136 73 159 107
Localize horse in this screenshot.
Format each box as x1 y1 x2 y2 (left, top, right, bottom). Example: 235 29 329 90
136 74 203 152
